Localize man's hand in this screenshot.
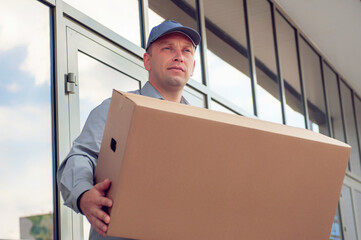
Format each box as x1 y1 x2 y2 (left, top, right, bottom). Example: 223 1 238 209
79 179 113 236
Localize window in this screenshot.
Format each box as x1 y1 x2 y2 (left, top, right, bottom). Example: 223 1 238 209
249 0 282 124
299 37 328 135
203 0 253 114
340 81 361 177
0 0 53 239
324 63 345 141
275 11 305 128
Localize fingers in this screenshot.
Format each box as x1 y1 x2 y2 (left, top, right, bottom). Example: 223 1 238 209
79 180 113 237
94 178 111 193
95 195 112 208
89 214 108 237
87 205 110 235
91 206 110 224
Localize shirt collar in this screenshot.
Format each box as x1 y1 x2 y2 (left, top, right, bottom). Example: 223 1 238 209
139 81 189 105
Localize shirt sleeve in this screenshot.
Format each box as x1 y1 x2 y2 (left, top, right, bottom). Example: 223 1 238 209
57 98 111 213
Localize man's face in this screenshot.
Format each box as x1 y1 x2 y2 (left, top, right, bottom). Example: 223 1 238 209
143 32 196 92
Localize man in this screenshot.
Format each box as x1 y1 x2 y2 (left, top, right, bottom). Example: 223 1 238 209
57 20 201 240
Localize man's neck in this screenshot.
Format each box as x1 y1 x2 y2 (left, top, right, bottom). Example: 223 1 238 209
149 81 183 103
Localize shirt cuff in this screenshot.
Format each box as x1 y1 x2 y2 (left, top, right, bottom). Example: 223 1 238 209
71 181 94 214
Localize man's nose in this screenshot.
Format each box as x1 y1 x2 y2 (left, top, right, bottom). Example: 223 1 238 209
172 49 184 62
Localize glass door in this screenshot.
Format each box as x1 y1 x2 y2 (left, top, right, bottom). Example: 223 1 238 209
61 23 147 239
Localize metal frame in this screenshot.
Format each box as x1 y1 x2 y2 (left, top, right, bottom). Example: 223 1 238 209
49 4 60 240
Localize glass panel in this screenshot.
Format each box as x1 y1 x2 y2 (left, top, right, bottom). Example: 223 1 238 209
77 52 140 238
340 81 361 177
324 63 345 142
147 0 203 84
299 38 328 135
210 100 237 115
0 0 53 239
249 0 282 124
340 185 358 240
183 85 205 108
275 11 305 128
203 0 253 114
63 0 141 46
354 190 361 238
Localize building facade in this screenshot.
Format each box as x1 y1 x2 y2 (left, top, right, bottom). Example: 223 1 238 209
0 0 360 239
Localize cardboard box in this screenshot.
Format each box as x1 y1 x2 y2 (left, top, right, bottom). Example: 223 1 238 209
95 90 350 240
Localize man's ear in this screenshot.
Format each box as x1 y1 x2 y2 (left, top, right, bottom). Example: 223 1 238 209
143 52 151 71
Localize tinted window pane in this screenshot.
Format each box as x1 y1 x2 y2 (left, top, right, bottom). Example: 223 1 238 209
249 0 282 124
64 0 141 46
0 0 53 239
148 0 203 84
204 0 253 114
299 38 328 135
324 63 345 142
340 185 358 240
275 12 305 128
340 81 361 177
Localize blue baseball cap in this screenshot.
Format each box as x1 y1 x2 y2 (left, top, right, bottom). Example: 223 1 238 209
146 20 201 50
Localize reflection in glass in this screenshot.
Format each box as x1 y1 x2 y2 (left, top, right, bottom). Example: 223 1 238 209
203 0 252 113
148 0 203 84
340 185 358 240
77 52 140 238
323 63 344 141
0 0 52 239
207 50 253 112
63 0 141 46
299 38 328 135
249 0 282 124
340 81 361 177
275 11 305 128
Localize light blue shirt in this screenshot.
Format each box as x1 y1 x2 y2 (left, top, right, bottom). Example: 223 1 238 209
57 81 188 240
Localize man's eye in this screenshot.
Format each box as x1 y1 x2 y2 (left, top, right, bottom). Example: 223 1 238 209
185 49 193 54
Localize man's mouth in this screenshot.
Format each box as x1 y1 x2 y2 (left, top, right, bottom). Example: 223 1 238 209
168 66 184 72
